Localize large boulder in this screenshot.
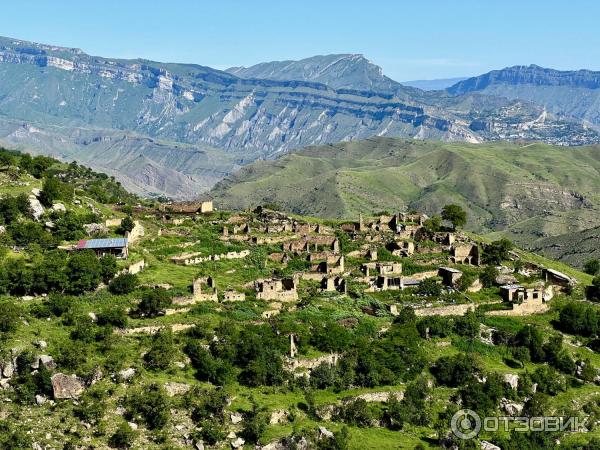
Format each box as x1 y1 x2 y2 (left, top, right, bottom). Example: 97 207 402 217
52 203 66 212
31 355 56 370
51 373 85 399
28 196 45 221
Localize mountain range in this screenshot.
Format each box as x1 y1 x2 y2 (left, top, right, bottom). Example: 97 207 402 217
1 36 600 200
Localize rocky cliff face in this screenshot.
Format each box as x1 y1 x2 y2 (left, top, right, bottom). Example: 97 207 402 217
447 65 600 126
448 65 600 93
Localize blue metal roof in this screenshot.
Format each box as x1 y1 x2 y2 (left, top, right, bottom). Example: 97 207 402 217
78 238 128 249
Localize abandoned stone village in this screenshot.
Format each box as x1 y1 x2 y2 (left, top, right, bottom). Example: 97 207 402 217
121 201 575 342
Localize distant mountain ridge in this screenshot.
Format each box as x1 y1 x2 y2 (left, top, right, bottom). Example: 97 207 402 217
0 35 599 198
447 64 600 126
402 77 468 91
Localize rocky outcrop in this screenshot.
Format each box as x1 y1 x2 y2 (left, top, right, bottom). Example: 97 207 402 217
51 373 85 399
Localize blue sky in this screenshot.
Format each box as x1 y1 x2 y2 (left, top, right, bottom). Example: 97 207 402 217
1 0 598 81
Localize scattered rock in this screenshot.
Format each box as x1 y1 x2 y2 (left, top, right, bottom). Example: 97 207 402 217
35 395 47 405
31 355 56 370
230 412 243 424
195 442 205 450
231 437 245 449
28 197 45 220
319 426 334 439
88 312 97 322
500 398 524 416
34 340 48 350
481 441 501 450
51 373 85 399
269 409 289 424
118 368 136 381
504 373 519 390
128 422 138 430
164 382 191 396
52 203 66 212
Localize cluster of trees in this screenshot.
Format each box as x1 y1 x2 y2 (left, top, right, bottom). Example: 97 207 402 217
557 301 600 337
0 250 117 296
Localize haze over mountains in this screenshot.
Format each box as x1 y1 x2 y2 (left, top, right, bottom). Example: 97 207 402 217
1 35 600 200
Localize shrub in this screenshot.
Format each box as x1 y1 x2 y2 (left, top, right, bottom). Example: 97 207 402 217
97 306 128 328
135 288 171 318
109 422 136 449
125 383 170 430
431 353 479 387
108 273 139 295
144 329 175 370
0 300 19 334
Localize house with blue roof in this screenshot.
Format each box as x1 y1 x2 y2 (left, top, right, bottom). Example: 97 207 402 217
76 238 129 259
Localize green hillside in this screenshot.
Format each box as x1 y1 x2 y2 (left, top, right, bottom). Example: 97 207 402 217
1 146 600 449
209 137 600 242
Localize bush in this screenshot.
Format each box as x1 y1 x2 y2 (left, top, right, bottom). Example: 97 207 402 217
118 216 135 235
125 383 170 430
97 306 128 328
144 329 175 370
241 398 269 444
416 278 441 297
135 288 171 318
108 273 139 295
337 398 379 427
197 419 225 445
0 300 19 334
431 353 479 387
109 422 136 449
480 265 498 288
584 259 600 276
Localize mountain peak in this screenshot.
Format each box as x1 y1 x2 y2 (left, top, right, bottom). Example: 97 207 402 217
225 53 395 92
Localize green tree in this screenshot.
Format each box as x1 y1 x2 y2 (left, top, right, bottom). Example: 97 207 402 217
0 300 20 334
441 204 467 230
108 273 139 295
99 255 118 284
479 265 498 288
39 177 73 207
584 259 600 276
66 250 102 294
135 288 171 318
587 276 600 302
483 239 514 265
119 216 135 235
144 329 175 370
